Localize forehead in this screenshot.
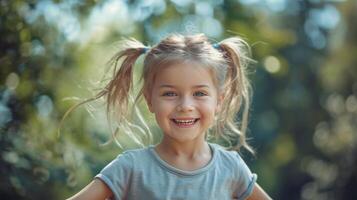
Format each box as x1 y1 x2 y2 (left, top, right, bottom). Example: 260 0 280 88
153 62 217 88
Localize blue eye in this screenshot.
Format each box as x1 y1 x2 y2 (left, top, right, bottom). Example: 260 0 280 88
162 92 177 96
194 91 207 96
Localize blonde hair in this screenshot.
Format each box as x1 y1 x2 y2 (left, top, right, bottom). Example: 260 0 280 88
59 33 255 154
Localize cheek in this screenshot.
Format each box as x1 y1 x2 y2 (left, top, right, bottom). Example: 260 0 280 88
201 101 218 116
152 100 175 118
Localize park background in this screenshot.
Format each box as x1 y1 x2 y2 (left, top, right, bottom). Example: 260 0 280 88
1 0 356 199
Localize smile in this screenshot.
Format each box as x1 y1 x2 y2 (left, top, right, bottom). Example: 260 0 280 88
171 118 200 127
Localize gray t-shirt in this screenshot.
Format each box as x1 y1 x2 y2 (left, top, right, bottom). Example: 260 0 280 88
95 142 257 200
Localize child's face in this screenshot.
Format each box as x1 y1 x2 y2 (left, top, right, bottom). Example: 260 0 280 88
145 62 223 144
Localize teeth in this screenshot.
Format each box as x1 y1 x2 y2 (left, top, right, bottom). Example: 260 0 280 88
173 119 196 124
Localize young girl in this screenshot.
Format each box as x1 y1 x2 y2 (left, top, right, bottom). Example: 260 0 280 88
66 33 272 200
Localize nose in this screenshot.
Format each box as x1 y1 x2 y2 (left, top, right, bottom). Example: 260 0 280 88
176 96 194 112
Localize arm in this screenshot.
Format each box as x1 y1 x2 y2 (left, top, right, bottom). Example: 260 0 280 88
247 183 272 200
66 178 113 200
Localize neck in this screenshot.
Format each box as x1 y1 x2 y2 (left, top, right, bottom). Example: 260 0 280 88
157 137 210 159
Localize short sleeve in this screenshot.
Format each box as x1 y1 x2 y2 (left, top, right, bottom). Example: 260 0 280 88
94 152 132 200
235 153 258 200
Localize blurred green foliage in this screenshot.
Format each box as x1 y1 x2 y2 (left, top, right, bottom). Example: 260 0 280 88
1 0 356 199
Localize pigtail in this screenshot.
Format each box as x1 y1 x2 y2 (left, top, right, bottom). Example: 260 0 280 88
58 38 148 143
215 37 255 154
104 39 148 120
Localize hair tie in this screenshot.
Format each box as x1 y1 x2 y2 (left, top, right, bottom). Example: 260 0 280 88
212 43 221 50
141 47 150 54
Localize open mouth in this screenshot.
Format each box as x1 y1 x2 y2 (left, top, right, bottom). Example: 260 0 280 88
171 118 200 127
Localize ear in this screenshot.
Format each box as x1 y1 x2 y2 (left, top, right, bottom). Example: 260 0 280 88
144 91 154 113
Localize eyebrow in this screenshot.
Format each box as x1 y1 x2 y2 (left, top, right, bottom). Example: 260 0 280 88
159 84 210 89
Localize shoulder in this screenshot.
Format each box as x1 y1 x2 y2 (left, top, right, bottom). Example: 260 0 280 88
120 146 150 156
99 146 152 176
210 143 240 159
210 143 247 168
113 146 152 165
